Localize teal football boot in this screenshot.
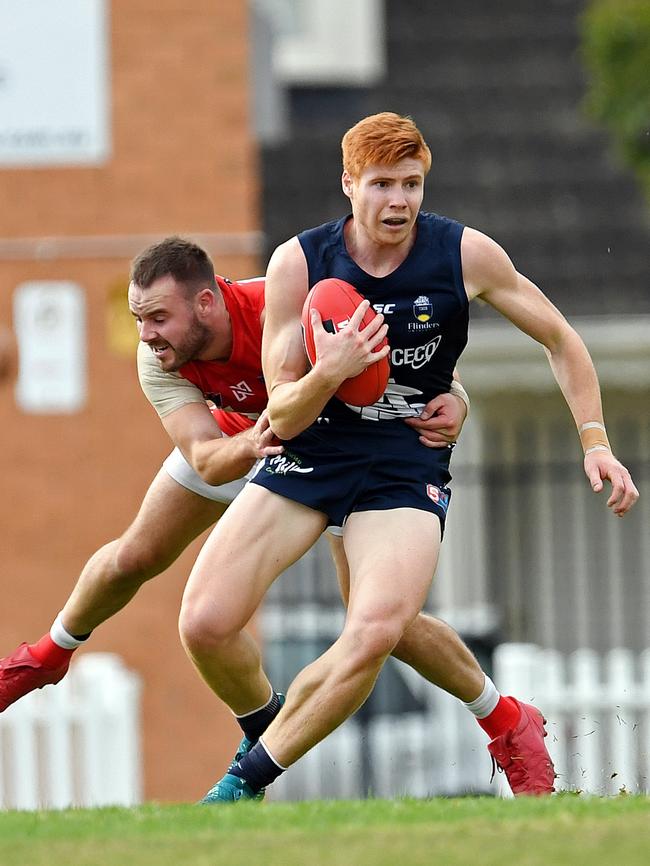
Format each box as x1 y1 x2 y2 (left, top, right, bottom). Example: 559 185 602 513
201 693 286 805
228 693 285 770
200 772 263 804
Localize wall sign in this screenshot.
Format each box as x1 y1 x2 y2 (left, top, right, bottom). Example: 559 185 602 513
14 281 87 413
0 0 109 166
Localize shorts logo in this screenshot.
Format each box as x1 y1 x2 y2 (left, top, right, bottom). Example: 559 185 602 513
427 484 449 512
265 454 314 475
391 335 442 370
413 295 433 322
230 380 253 402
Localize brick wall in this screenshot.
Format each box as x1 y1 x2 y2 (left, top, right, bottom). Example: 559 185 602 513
0 0 259 801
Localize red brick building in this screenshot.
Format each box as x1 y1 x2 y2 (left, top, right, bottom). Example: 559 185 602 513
0 0 260 801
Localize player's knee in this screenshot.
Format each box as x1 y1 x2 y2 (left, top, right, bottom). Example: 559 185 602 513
343 614 405 669
178 599 239 656
112 535 167 584
392 612 444 663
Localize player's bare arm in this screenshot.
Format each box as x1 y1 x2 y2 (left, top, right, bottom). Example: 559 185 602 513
263 238 388 440
462 227 639 515
137 339 282 484
162 402 282 486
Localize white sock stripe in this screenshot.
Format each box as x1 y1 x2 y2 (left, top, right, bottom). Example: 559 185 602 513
463 674 500 719
258 736 288 771
49 612 86 650
233 687 276 719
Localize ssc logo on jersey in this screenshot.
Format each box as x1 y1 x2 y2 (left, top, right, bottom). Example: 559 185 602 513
413 295 433 322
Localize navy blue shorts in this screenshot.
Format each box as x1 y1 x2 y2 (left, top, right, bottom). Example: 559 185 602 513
250 420 453 534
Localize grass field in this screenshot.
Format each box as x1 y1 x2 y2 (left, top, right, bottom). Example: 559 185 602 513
1 795 650 866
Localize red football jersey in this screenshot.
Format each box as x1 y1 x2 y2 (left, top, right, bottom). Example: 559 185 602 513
179 276 266 437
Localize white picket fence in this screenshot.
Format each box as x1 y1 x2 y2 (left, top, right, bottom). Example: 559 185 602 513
0 653 142 811
270 659 504 801
494 644 650 795
2 644 649 808
272 644 650 801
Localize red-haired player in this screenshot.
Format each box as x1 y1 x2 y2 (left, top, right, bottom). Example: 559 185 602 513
2 236 533 796
185 113 638 804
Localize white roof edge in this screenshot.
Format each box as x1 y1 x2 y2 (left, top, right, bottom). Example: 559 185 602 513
461 315 650 391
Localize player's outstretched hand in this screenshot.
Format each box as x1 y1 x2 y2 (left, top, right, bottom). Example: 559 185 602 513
584 450 639 516
404 392 468 448
246 411 284 458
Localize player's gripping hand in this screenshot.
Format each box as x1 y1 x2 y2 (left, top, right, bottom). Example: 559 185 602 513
404 392 468 448
311 300 389 388
243 411 284 458
584 450 639 516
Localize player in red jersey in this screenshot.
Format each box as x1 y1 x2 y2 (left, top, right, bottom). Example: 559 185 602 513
1 237 536 793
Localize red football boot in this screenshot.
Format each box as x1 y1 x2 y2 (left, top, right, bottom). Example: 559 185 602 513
0 643 70 711
488 698 556 795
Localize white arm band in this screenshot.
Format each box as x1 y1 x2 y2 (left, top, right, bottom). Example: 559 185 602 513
449 380 470 416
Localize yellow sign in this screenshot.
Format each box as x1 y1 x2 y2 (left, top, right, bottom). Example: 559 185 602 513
106 278 139 357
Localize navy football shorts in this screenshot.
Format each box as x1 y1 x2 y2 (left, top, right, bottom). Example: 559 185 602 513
250 420 453 534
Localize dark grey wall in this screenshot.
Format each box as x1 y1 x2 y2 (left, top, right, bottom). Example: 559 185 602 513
261 0 649 317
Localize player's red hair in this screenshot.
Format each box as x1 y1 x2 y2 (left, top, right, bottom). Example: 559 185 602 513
341 112 432 178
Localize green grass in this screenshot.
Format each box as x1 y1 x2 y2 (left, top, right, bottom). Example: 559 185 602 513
1 796 649 866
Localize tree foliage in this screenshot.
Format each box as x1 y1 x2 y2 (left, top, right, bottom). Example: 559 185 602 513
581 0 650 200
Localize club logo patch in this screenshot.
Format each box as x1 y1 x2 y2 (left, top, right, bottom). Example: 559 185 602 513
409 296 439 331
413 295 433 322
426 484 449 512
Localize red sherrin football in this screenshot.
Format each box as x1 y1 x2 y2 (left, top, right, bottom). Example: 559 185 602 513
301 278 390 407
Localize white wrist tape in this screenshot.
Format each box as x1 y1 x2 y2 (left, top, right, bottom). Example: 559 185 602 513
449 380 470 416
579 420 610 455
579 421 606 434
584 444 610 457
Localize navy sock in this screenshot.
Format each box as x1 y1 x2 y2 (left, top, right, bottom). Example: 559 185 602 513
237 692 282 742
230 741 285 793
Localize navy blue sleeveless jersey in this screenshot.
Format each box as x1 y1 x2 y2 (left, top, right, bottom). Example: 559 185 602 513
250 211 464 527
298 211 469 423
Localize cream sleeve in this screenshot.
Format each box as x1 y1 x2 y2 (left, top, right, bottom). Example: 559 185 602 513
136 341 206 418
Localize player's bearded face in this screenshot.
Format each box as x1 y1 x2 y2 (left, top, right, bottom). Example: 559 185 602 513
130 276 215 371
161 312 212 371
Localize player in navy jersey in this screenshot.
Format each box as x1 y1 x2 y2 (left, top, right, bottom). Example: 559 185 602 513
2 236 518 795
187 113 639 802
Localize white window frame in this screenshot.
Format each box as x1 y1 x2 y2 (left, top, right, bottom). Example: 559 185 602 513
258 0 385 86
